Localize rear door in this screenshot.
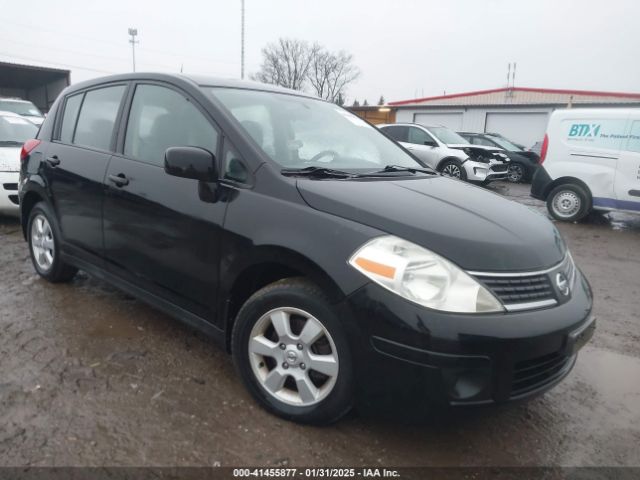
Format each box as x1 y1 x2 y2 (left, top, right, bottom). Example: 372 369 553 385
103 82 225 320
614 118 640 211
45 84 127 262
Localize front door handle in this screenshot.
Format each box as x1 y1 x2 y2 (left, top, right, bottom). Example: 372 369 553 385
45 155 60 167
108 173 129 187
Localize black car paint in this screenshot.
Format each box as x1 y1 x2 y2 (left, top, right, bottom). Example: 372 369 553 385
19 73 593 409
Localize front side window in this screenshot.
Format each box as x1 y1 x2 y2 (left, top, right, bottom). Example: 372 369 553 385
0 100 42 118
125 84 218 166
210 88 422 172
74 85 126 151
488 136 522 151
59 93 83 144
471 136 496 147
408 127 434 145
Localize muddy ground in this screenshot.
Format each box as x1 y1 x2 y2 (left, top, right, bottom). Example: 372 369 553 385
0 181 639 467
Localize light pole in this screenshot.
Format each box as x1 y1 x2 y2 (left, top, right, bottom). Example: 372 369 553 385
128 28 138 72
240 0 245 79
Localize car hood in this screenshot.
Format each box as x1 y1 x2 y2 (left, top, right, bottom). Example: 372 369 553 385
296 176 565 272
446 143 503 152
0 147 20 172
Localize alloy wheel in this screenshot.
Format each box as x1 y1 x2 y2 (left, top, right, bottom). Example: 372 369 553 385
508 164 524 183
248 307 339 406
31 214 55 271
442 164 461 178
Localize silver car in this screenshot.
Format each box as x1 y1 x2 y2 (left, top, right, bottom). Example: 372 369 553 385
0 98 45 126
379 123 509 183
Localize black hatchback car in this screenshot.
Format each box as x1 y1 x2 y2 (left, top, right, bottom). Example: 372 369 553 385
19 73 594 424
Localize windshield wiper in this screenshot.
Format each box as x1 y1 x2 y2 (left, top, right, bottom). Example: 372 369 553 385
358 164 437 176
280 166 356 178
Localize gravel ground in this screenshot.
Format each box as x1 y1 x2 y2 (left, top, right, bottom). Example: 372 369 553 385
0 181 639 467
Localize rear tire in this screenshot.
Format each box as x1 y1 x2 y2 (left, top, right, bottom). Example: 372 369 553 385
546 184 591 222
231 278 353 424
439 159 467 181
27 202 78 282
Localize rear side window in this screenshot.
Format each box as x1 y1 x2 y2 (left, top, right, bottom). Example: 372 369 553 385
59 93 83 143
124 84 218 166
74 85 126 151
382 125 408 142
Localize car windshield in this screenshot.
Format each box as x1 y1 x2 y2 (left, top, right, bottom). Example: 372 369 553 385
209 88 423 172
0 115 38 144
489 136 523 151
0 100 43 117
428 127 469 145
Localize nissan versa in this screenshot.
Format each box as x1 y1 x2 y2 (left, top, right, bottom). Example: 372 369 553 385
18 73 595 424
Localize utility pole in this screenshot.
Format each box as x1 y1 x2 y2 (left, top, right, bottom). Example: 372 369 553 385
128 28 138 72
240 0 245 79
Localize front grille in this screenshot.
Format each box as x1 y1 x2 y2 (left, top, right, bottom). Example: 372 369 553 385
2 183 18 191
511 351 573 397
471 254 576 311
476 274 555 304
490 164 508 172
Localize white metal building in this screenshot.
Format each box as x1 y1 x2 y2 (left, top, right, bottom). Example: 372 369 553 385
389 87 640 148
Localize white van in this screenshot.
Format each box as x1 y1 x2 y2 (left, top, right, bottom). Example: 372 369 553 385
531 108 640 221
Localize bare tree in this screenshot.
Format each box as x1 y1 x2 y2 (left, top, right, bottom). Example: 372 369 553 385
251 38 316 90
308 48 360 103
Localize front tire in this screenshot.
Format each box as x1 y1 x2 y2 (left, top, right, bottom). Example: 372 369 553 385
27 202 77 282
507 163 525 183
439 159 467 181
546 184 591 222
231 278 353 424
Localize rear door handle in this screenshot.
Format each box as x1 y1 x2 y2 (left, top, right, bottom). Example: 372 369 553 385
108 173 129 187
45 155 60 166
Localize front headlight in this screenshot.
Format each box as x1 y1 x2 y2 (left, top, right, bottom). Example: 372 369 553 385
348 236 504 313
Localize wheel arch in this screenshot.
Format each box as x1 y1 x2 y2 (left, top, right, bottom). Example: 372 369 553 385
20 189 47 239
222 246 346 353
436 156 464 171
544 176 593 205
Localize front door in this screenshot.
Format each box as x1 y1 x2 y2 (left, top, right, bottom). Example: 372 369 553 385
404 126 440 169
45 84 127 262
615 118 640 211
103 82 225 321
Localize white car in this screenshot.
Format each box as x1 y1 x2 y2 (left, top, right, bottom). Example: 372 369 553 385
378 123 509 183
0 98 45 126
531 108 640 221
0 111 39 216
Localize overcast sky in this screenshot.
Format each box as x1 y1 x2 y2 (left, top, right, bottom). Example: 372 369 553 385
1 0 638 103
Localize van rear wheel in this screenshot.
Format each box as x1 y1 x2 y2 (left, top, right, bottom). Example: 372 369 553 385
547 184 590 222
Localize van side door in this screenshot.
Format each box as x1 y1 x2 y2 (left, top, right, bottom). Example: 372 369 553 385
102 82 226 322
615 118 640 211
45 84 128 263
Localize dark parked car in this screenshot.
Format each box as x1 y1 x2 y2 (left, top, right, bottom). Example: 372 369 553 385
459 132 540 183
19 73 594 424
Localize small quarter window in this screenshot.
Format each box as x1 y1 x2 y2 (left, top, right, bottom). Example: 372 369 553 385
223 143 249 183
59 93 83 144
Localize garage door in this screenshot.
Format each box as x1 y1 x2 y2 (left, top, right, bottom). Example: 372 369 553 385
485 112 549 149
414 112 463 130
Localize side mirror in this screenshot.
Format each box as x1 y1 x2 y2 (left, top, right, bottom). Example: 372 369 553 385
164 146 217 182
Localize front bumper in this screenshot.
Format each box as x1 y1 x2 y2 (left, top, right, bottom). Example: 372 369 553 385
464 160 509 182
342 269 594 407
0 171 20 215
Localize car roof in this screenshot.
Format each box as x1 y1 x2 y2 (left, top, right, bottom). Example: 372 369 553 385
0 98 32 104
378 122 444 129
62 72 317 99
